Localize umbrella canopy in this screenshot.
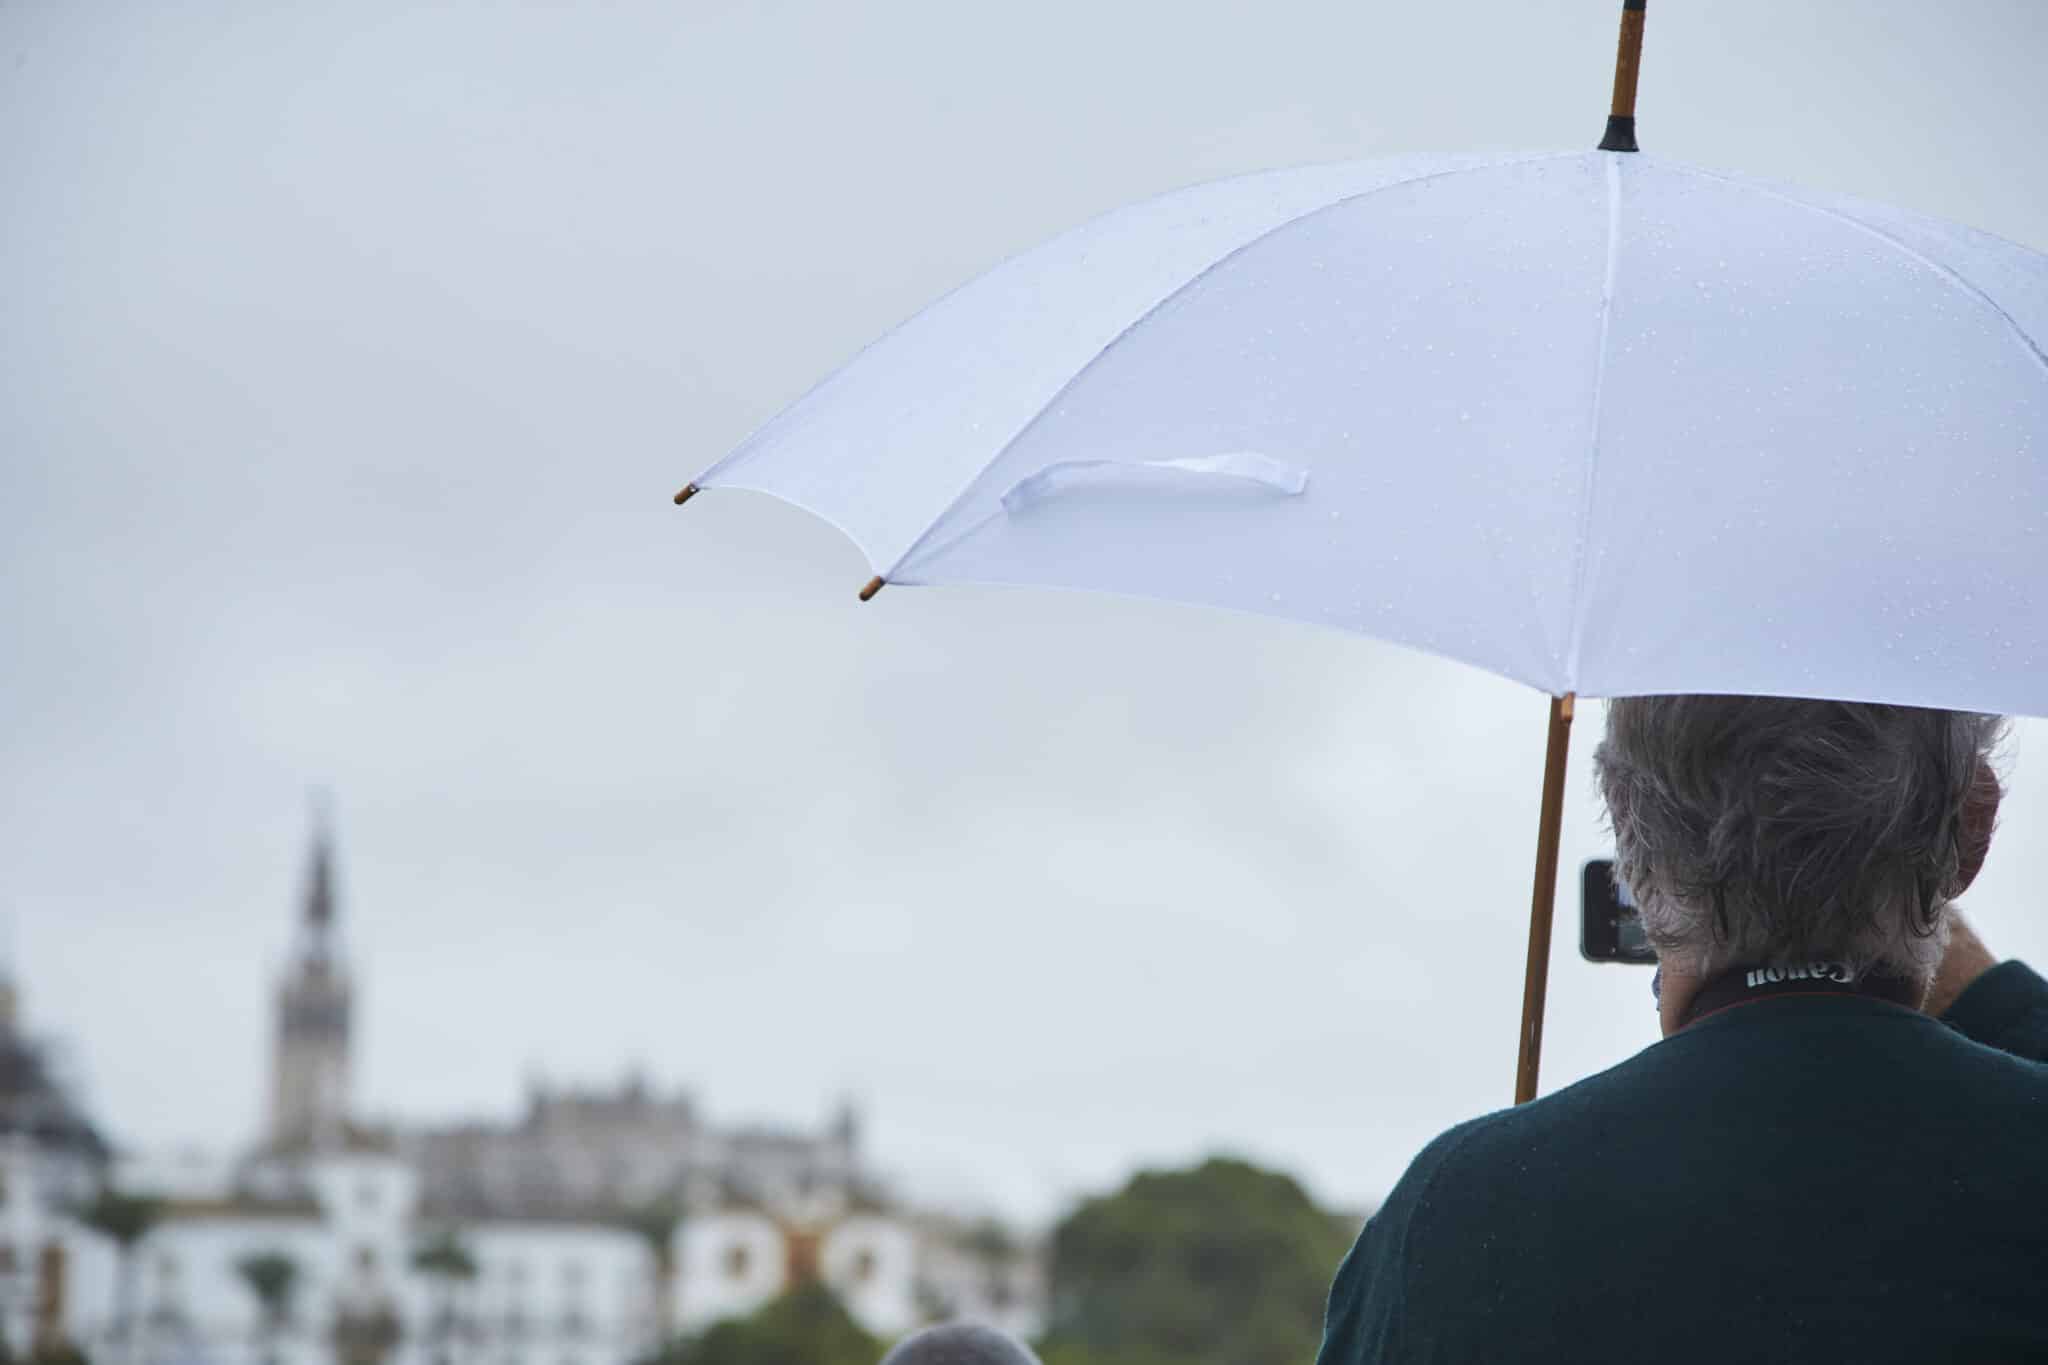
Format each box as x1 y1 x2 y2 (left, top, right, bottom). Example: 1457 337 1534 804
689 148 2047 717
675 6 2048 1102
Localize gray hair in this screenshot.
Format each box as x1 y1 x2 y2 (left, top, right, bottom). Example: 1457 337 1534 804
880 1324 1043 1365
1594 696 2005 982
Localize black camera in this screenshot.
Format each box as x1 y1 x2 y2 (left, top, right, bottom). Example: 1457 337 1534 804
1580 858 1656 965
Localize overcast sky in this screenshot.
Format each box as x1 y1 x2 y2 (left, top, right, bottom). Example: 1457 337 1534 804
5 0 2046 1228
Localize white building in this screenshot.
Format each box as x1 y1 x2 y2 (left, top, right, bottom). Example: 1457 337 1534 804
902 1214 1046 1343
47 1144 647 1365
16 815 1044 1365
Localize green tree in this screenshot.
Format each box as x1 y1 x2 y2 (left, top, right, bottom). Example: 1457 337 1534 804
623 1199 683 1353
1037 1156 1355 1365
411 1232 477 1365
651 1282 875 1365
235 1252 299 1365
74 1189 162 1365
25 1341 90 1365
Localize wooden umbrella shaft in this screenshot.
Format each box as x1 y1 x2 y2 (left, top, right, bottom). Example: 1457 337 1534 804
1598 0 1647 153
1514 693 1575 1105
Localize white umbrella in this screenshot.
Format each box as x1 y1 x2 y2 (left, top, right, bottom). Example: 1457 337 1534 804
674 3 2048 1101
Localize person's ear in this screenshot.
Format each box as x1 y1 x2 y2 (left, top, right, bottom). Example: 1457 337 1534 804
1954 764 2003 895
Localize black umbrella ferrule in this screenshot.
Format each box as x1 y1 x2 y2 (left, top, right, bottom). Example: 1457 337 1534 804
1599 116 1639 154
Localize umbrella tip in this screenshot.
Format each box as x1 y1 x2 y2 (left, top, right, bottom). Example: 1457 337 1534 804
1596 0 1646 153
672 483 699 506
859 576 885 602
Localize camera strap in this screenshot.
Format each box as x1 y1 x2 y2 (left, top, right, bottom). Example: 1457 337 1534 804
1680 961 1921 1030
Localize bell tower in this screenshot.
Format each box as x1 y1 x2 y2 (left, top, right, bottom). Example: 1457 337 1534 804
268 803 353 1147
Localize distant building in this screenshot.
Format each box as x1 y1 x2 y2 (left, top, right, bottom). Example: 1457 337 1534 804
30 808 1044 1365
400 1079 869 1226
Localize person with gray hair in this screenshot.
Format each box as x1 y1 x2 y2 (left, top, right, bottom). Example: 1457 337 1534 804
1319 696 2048 1365
878 1322 1042 1365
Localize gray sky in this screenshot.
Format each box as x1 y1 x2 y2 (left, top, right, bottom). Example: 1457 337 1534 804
5 0 2047 1227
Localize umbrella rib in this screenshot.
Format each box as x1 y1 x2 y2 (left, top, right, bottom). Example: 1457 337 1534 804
881 151 1582 583
1674 164 2048 382
1561 154 1627 691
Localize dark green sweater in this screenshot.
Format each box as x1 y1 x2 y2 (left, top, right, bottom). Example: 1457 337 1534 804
1318 962 2048 1364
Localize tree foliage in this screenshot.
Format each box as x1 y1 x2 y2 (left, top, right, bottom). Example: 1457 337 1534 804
1037 1156 1355 1365
236 1252 300 1323
24 1341 89 1365
623 1198 683 1268
411 1232 478 1280
74 1189 160 1248
76 1185 162 1362
624 1198 684 1343
652 1282 875 1365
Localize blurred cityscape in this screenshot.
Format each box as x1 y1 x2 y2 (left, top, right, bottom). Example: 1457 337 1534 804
0 818 1045 1365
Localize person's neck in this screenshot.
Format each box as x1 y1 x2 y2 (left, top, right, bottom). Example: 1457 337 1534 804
1657 964 1705 1038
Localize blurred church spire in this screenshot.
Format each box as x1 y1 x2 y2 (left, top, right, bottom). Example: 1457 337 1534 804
299 789 339 960
269 791 353 1148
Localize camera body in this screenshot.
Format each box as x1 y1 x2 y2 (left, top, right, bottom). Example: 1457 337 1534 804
1580 858 1657 965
